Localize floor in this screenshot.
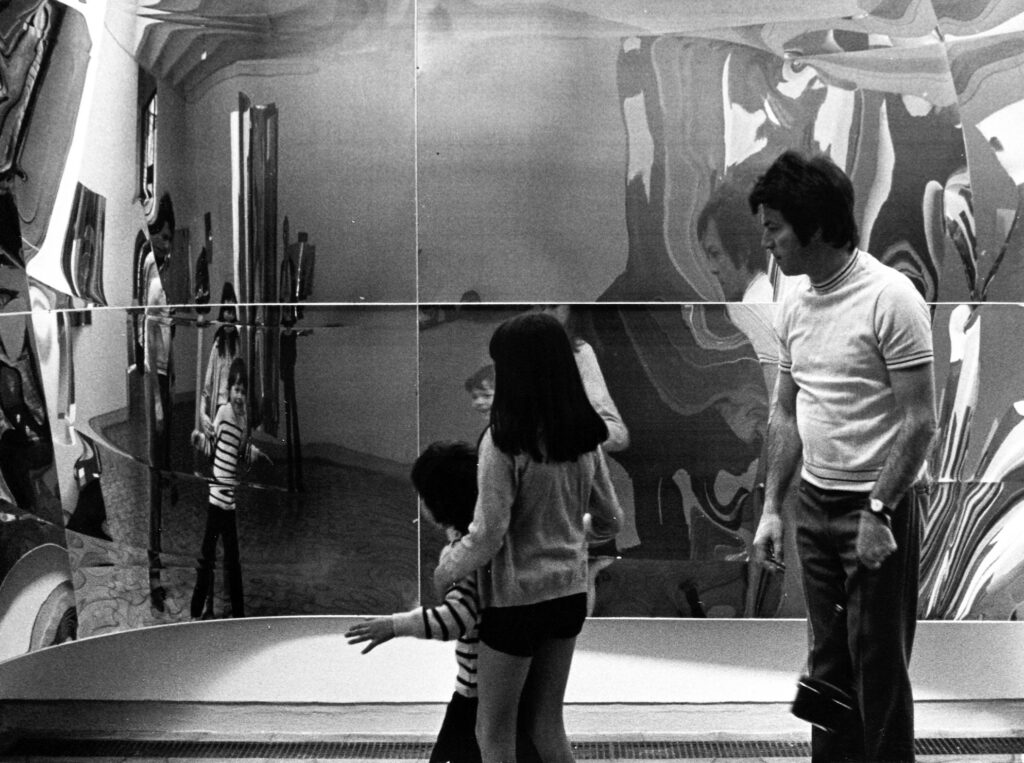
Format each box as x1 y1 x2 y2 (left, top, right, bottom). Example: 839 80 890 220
2 740 1023 763
4 707 1024 763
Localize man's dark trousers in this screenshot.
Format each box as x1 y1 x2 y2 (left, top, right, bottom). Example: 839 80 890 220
796 480 924 762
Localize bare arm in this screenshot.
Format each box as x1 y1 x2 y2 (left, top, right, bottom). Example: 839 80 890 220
752 370 801 566
763 371 802 517
856 362 937 569
200 345 217 433
871 363 937 507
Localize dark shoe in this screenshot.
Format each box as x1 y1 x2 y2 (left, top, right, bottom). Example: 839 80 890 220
150 584 166 612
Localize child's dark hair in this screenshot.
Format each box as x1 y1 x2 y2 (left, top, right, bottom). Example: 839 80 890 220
411 441 477 535
489 312 606 463
748 150 859 250
227 356 247 392
464 364 495 393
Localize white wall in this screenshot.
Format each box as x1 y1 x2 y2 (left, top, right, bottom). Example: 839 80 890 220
1 617 1023 704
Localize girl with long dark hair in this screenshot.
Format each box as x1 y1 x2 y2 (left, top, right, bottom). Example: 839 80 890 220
434 312 623 763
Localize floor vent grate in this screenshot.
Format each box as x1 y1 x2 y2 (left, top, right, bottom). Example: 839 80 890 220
3 736 1024 759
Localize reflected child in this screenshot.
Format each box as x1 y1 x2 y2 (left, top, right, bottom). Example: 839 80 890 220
198 281 239 437
190 357 270 619
464 364 495 423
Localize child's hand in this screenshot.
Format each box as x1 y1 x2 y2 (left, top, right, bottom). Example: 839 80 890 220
345 617 395 654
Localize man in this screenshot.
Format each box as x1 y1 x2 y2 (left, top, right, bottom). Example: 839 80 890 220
141 192 176 611
749 150 936 762
698 177 773 304
698 175 778 394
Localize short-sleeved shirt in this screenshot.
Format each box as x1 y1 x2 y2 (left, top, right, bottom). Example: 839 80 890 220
776 250 933 491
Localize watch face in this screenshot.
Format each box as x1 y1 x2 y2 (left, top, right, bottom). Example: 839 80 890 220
869 498 886 513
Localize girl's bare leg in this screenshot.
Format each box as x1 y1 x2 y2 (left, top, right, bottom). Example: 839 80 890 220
520 637 577 763
476 641 531 763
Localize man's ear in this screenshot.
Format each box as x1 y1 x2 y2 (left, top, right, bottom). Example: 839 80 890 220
805 227 825 247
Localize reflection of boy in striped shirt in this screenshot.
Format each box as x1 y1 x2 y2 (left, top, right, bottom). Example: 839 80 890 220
346 441 540 763
190 357 268 619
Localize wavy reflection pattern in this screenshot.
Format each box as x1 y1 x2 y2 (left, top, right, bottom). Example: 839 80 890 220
3 0 1024 667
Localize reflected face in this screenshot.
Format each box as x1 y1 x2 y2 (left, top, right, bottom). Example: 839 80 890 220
151 221 173 260
700 219 750 301
469 382 494 419
229 382 246 418
759 205 810 277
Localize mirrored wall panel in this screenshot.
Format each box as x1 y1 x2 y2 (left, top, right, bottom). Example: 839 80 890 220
61 305 418 635
2 0 1024 660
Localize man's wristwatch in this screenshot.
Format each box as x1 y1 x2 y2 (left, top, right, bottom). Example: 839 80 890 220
869 497 894 525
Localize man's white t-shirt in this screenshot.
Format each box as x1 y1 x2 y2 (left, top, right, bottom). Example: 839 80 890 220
776 250 933 491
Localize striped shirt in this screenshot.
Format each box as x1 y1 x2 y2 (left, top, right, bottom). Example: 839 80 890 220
391 573 480 697
196 405 257 510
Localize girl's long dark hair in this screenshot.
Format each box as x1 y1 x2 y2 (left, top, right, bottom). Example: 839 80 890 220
213 324 238 358
214 281 238 358
488 312 607 463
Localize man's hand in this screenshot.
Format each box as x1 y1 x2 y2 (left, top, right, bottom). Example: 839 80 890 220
857 511 897 570
345 617 395 654
752 511 784 571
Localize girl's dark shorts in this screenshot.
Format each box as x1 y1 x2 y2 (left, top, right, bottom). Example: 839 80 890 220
479 592 587 657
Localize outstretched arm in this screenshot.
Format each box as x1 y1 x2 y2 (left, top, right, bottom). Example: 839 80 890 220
346 577 479 654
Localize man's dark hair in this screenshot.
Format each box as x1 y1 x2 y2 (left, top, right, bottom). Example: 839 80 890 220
148 192 176 236
488 312 606 463
748 150 859 250
697 176 767 272
411 440 477 535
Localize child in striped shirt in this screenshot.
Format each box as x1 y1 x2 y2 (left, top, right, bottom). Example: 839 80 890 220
346 440 539 763
189 357 268 619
